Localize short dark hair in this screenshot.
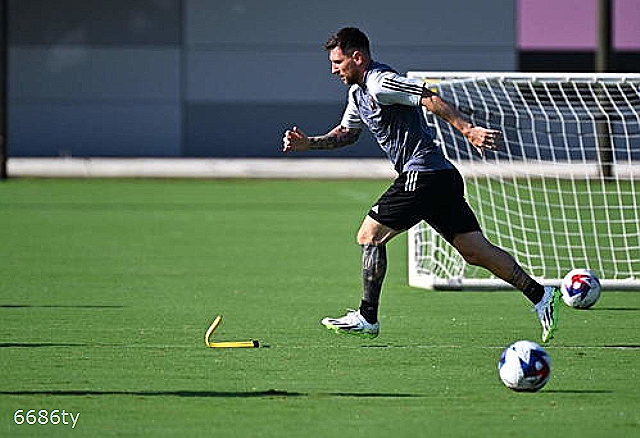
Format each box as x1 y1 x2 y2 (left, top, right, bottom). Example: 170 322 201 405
323 27 370 57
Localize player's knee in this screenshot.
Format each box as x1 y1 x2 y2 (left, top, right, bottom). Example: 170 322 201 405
357 229 377 245
357 217 400 246
356 227 388 246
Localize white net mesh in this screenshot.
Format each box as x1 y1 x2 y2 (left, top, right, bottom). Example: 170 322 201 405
407 73 640 289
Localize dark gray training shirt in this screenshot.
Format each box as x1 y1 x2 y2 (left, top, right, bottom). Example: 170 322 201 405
340 61 454 174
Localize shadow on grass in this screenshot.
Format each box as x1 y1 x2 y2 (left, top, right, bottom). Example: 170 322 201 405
588 307 640 312
543 390 614 394
0 389 426 399
0 304 124 309
0 343 90 348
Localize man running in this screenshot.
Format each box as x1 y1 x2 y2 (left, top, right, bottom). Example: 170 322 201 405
282 27 560 343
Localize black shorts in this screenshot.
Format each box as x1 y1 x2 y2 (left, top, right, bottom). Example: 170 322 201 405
367 169 481 243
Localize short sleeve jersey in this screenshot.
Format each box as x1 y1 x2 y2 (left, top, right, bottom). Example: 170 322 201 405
340 61 453 174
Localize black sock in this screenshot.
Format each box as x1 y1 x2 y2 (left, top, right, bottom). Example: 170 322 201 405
359 299 378 324
523 282 545 305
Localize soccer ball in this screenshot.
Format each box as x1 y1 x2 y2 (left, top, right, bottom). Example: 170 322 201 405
561 268 602 309
498 340 551 392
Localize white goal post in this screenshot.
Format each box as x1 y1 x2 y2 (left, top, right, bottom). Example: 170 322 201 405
406 72 640 290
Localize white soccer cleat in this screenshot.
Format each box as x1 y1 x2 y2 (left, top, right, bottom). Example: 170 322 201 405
535 286 561 343
321 309 379 339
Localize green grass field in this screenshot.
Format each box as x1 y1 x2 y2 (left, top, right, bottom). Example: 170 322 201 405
1 179 639 437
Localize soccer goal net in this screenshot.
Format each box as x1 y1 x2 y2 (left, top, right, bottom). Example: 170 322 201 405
406 72 640 290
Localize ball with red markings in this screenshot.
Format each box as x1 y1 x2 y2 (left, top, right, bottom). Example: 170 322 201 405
561 268 602 309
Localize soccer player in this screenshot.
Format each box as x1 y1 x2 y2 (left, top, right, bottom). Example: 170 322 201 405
282 27 560 343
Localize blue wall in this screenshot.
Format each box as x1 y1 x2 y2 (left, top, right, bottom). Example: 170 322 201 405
8 0 516 157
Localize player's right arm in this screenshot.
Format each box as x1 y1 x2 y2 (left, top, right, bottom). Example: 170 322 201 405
380 75 501 156
419 88 500 156
282 125 361 153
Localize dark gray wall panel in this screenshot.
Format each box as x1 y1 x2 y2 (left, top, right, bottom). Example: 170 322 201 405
11 48 180 101
184 103 383 158
10 103 181 157
9 0 181 45
186 49 343 103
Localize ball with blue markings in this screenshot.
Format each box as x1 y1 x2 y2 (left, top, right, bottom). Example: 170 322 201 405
498 340 551 392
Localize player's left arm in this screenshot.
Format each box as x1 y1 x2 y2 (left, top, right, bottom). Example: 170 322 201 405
282 125 361 152
420 88 501 157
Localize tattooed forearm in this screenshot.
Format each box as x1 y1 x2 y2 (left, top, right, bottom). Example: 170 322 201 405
308 126 361 150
